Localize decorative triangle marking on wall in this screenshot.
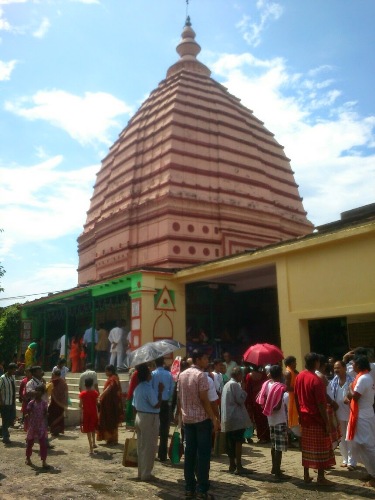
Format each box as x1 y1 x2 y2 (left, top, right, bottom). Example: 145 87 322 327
155 286 176 311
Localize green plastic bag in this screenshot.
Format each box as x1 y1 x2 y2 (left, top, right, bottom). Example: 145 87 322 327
244 426 253 439
125 397 135 427
168 427 183 464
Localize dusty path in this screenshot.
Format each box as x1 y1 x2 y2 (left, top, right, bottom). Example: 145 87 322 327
0 426 374 499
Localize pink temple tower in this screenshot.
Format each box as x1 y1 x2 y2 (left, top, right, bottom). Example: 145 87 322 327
77 18 313 284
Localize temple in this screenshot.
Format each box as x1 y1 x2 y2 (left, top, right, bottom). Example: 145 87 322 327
77 18 313 285
21 18 375 380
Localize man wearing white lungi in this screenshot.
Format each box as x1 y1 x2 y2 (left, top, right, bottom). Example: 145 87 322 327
133 363 163 482
108 320 126 369
346 355 375 489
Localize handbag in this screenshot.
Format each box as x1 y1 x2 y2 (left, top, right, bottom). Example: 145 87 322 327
122 431 138 467
168 426 184 464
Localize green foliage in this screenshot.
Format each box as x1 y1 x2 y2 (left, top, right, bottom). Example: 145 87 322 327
0 263 4 292
0 304 21 365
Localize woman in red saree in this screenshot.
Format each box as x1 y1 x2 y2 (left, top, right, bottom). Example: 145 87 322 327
47 370 68 436
245 365 270 443
97 365 124 445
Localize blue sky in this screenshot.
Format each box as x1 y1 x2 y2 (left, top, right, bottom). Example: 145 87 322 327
1 0 374 307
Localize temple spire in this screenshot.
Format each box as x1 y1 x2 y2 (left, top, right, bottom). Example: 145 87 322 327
166 13 211 78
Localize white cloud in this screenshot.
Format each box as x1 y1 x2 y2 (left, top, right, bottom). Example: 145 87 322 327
0 59 17 80
210 51 375 226
0 263 79 307
5 89 133 145
0 6 12 31
32 16 50 38
0 1 29 4
0 155 99 256
236 1 283 47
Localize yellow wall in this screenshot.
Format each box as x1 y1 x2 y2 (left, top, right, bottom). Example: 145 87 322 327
276 225 375 364
134 272 186 358
174 221 375 368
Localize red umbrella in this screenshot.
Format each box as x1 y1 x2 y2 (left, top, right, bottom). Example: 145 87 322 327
243 343 284 366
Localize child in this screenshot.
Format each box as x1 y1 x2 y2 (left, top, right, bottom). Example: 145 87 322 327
256 364 289 481
25 385 49 468
79 377 99 454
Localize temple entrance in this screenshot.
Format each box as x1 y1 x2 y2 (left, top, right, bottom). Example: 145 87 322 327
186 266 280 363
308 317 349 360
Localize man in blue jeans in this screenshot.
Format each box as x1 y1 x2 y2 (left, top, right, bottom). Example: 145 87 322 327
178 349 220 500
152 356 174 461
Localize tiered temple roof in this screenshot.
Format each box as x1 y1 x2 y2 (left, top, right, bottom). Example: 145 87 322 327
77 18 313 284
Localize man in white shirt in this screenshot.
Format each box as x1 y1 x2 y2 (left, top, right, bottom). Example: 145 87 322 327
52 358 69 379
223 352 238 380
0 363 17 444
108 320 126 369
345 347 375 384
212 359 224 397
58 334 69 359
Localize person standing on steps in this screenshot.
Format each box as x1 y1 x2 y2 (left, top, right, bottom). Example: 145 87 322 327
108 320 126 370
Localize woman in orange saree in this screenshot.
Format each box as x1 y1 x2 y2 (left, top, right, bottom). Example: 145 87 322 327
97 365 124 444
69 335 83 373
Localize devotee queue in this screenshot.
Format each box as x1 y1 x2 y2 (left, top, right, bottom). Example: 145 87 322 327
0 345 374 499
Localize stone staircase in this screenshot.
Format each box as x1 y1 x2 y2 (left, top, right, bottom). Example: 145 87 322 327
16 371 130 427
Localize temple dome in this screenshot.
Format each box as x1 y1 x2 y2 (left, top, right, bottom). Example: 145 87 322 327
77 18 313 284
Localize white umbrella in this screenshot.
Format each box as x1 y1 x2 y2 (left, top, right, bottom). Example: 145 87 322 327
127 339 185 368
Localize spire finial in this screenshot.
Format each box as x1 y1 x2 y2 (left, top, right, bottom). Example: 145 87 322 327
185 0 191 26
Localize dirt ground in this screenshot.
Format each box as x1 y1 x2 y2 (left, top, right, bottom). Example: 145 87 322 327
0 425 375 500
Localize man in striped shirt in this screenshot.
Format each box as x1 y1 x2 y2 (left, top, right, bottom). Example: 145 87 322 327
0 362 17 444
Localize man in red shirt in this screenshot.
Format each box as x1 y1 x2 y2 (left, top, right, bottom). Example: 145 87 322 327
294 352 335 486
178 349 220 500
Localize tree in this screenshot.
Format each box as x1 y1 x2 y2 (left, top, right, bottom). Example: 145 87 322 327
0 304 21 365
0 263 5 292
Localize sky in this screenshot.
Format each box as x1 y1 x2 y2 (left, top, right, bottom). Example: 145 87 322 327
0 0 374 308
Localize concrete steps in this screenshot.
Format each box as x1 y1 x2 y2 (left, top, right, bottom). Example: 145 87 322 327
15 371 130 427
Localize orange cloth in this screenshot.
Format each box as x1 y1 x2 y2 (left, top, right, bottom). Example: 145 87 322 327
286 367 299 428
347 370 369 441
69 339 83 373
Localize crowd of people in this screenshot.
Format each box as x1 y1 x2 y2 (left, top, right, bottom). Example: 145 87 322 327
0 360 124 467
6 320 131 376
1 344 374 499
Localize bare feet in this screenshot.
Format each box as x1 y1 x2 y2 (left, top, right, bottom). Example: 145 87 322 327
303 476 313 483
25 459 32 466
42 461 51 469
